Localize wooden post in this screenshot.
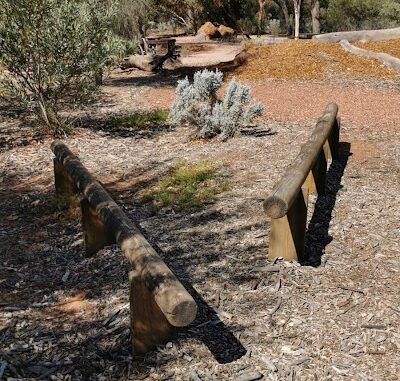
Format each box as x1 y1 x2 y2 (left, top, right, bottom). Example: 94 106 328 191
129 270 174 354
80 198 116 257
268 187 309 262
51 141 198 345
304 147 327 195
53 159 76 196
265 104 340 263
329 117 340 160
304 170 317 195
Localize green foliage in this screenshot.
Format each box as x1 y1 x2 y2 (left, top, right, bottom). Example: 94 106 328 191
324 0 400 31
0 0 120 134
108 110 169 129
143 160 229 210
268 19 282 35
112 0 156 40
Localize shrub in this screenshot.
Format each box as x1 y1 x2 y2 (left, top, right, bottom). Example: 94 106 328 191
169 69 265 140
268 19 281 36
108 110 169 129
0 0 120 134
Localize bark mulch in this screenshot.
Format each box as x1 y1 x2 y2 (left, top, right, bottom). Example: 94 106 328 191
0 73 399 380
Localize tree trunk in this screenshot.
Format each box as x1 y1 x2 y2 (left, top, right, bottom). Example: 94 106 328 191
258 0 269 35
277 0 291 36
293 0 301 39
311 0 320 34
258 0 264 35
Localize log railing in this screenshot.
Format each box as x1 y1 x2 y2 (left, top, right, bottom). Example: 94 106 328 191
51 141 197 354
263 103 340 262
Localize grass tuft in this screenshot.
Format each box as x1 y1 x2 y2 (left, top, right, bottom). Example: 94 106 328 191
143 160 230 210
108 109 169 128
47 193 80 213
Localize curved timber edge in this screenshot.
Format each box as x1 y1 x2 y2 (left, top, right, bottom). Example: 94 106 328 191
313 27 400 43
340 40 400 74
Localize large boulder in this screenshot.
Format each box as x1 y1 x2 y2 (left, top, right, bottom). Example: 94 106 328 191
218 24 235 38
197 22 220 40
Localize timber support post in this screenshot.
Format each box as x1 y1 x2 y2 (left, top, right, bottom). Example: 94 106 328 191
53 158 76 196
129 271 173 354
264 103 341 261
51 141 197 353
80 198 116 257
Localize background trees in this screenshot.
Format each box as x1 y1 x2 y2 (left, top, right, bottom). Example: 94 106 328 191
0 0 119 133
108 0 400 46
324 0 400 31
1 0 399 135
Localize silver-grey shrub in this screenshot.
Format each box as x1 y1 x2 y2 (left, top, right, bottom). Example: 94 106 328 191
169 69 265 140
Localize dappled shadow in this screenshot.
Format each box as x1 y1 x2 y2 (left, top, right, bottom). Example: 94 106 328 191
74 111 174 140
147 242 247 364
179 283 247 364
303 142 352 266
0 153 255 378
106 70 182 88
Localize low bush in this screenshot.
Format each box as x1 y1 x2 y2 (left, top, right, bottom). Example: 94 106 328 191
169 69 264 140
108 110 169 129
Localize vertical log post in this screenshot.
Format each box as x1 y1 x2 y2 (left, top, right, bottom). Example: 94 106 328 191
53 158 76 196
80 198 116 257
324 117 340 162
129 271 174 354
268 187 309 262
312 148 328 195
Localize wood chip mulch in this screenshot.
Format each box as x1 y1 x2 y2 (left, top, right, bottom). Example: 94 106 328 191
1 104 399 380
233 40 400 81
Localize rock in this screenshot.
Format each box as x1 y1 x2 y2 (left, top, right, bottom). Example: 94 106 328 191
197 22 220 40
218 25 235 38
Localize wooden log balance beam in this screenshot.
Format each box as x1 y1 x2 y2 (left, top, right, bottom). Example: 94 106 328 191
51 141 197 354
263 103 340 262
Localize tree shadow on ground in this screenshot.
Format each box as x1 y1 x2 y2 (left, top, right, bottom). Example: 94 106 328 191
0 158 253 379
74 111 174 140
106 64 240 89
303 142 352 266
106 70 183 88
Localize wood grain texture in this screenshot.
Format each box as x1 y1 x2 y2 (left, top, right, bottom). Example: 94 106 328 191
80 198 116 257
264 103 338 219
268 187 309 261
51 141 197 327
129 270 173 354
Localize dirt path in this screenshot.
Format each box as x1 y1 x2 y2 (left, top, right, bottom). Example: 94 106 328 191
104 72 400 131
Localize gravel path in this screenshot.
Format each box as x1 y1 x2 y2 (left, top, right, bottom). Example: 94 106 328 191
104 71 400 131
0 72 399 380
